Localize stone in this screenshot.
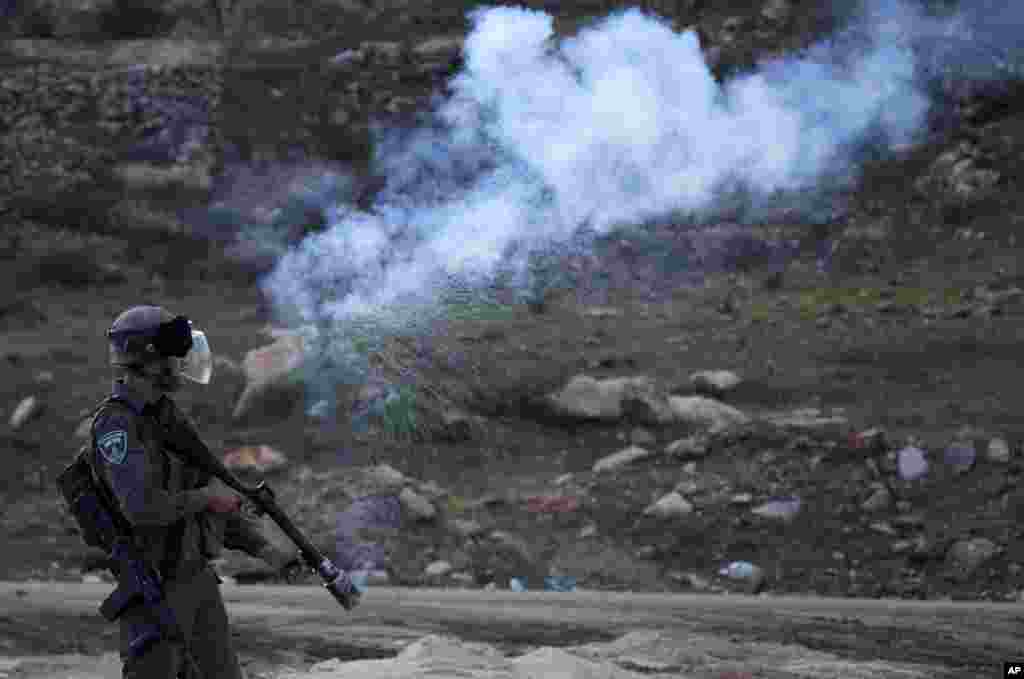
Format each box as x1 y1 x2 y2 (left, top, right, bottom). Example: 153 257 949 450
365 464 406 489
986 437 1011 463
74 417 93 439
643 491 694 518
545 376 675 424
593 446 655 473
763 408 848 431
450 572 475 587
9 396 42 430
861 486 892 512
412 36 464 59
424 560 453 578
665 434 710 458
449 519 483 539
554 473 574 486
690 370 742 397
629 427 655 446
329 107 351 127
668 396 749 432
946 538 999 581
399 487 436 521
578 524 598 539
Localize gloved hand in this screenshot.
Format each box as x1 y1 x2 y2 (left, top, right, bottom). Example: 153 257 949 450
278 556 308 584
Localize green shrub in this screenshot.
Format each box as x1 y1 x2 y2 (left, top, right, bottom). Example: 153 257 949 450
381 385 418 440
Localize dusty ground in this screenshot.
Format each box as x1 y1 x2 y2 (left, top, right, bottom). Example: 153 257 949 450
1 582 1020 678
2 0 1024 676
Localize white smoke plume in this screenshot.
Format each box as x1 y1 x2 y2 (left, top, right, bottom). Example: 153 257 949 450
251 0 1020 393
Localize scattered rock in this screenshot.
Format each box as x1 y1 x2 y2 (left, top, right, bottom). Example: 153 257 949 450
9 396 42 430
946 538 999 581
578 524 598 539
365 464 407 489
850 427 888 453
399 487 436 521
450 571 475 587
897 446 929 481
668 396 749 432
667 570 712 591
329 107 350 127
629 427 655 446
424 560 453 578
861 486 892 513
437 410 479 443
74 417 93 439
449 519 482 539
582 306 622 318
761 0 792 22
412 36 464 60
635 545 658 560
763 408 847 432
489 531 533 564
593 445 655 473
690 370 742 398
870 521 898 536
986 437 1011 463
222 445 287 473
643 491 694 518
665 434 710 459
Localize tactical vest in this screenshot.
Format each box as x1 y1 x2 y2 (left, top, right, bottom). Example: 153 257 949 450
56 396 186 574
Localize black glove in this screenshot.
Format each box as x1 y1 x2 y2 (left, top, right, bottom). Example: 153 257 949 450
278 556 308 584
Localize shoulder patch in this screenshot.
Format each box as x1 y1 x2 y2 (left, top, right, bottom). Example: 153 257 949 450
97 430 129 465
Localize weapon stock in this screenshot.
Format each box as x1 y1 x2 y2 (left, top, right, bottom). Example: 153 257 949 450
154 400 361 611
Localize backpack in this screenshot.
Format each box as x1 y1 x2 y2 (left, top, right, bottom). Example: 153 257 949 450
56 397 133 552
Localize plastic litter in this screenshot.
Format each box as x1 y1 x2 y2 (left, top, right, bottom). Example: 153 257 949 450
897 446 929 480
509 577 527 592
525 495 579 513
944 441 976 472
751 496 801 521
719 561 759 580
543 576 577 592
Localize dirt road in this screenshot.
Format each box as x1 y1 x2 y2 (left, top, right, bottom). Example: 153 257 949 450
0 581 1018 678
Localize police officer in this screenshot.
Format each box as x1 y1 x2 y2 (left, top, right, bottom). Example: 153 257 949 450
93 306 297 679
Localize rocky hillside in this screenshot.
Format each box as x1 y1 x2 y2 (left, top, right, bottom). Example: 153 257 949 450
3 0 1024 614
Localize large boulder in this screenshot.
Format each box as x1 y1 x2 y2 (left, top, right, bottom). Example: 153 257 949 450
544 375 675 424
232 333 305 421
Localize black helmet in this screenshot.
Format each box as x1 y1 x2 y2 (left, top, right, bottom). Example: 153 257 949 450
108 306 212 385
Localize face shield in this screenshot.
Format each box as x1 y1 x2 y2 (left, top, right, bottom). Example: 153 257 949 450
150 316 212 385
173 329 213 384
